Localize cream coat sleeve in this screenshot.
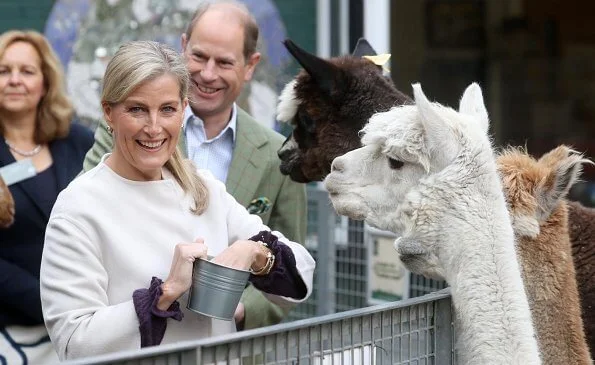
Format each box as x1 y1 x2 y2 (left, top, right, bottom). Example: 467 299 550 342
40 216 141 361
216 178 316 309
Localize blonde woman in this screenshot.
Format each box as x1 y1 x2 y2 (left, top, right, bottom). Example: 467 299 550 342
40 41 315 361
0 30 93 364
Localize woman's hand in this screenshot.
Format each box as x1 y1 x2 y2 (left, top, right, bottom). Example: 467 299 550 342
0 177 15 229
158 239 208 310
211 240 261 271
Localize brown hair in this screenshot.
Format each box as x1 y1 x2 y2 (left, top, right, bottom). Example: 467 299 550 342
102 41 208 214
184 0 259 60
0 30 73 143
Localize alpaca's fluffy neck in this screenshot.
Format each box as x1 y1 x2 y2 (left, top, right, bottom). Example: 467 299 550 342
390 146 541 364
516 204 592 364
447 230 540 364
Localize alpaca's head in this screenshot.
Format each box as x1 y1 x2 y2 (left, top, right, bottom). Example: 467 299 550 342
324 82 490 231
0 177 15 228
497 145 590 238
276 39 411 183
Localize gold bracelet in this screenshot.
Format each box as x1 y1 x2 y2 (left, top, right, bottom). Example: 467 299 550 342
251 242 275 276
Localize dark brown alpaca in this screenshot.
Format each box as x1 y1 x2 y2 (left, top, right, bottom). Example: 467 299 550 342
0 176 14 228
276 39 411 183
568 200 595 357
498 146 592 365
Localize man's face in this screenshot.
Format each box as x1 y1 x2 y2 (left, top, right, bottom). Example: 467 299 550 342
181 9 260 120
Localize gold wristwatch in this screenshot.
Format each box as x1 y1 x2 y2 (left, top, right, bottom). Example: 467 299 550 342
251 241 275 276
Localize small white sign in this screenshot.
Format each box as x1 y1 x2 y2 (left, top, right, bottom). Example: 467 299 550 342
0 159 37 186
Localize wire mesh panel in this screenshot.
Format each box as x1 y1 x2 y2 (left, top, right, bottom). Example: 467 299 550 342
286 185 334 321
195 293 451 364
288 185 369 320
62 291 455 365
335 219 368 312
408 274 448 299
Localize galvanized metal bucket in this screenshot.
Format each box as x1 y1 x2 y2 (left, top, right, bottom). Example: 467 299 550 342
187 258 250 321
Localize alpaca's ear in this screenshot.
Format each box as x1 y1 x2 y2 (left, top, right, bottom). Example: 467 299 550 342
459 82 489 135
283 39 344 96
352 38 377 57
537 147 590 220
538 145 571 168
413 83 450 152
353 38 386 74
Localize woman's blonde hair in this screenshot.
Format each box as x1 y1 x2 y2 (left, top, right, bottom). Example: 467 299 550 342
101 40 208 214
0 30 73 143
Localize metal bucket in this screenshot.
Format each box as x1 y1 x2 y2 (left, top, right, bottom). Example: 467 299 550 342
187 258 250 321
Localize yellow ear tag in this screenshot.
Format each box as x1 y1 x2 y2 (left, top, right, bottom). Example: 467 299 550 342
362 54 391 73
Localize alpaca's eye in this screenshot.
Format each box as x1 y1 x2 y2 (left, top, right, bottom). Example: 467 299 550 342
388 158 404 169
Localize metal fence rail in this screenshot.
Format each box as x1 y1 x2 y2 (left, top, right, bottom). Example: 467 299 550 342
408 275 449 299
63 289 454 365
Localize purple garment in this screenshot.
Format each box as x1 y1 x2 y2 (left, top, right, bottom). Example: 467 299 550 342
132 277 183 348
248 231 307 299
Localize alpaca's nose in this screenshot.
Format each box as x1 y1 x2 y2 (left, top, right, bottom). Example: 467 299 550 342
278 144 290 160
331 157 345 173
278 135 293 160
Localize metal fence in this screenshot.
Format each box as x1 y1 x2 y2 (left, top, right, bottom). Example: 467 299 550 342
63 289 455 365
287 185 369 321
409 276 449 300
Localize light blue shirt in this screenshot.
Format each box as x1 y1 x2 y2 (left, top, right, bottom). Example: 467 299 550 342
183 104 237 183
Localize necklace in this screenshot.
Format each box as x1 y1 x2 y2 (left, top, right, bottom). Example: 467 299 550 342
4 140 43 157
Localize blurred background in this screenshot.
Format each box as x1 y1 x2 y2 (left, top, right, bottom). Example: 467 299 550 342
2 0 592 320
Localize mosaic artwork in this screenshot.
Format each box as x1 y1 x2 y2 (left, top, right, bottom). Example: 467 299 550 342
44 0 293 131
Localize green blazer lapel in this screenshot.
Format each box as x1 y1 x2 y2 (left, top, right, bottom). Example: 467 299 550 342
177 128 188 158
226 108 268 206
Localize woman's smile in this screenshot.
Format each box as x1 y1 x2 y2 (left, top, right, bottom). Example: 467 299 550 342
136 139 166 150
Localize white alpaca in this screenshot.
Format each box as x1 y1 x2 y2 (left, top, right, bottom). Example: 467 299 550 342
324 83 541 365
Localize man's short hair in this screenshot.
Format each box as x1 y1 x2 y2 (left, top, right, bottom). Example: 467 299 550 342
185 0 259 60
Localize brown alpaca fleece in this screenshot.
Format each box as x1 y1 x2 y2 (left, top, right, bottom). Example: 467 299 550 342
498 146 592 365
0 176 15 228
568 200 595 357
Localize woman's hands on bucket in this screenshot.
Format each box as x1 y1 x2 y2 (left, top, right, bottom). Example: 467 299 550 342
158 239 266 311
211 240 262 271
158 239 208 310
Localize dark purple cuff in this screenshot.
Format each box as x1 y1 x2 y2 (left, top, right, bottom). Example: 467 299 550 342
132 277 183 348
248 231 308 299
